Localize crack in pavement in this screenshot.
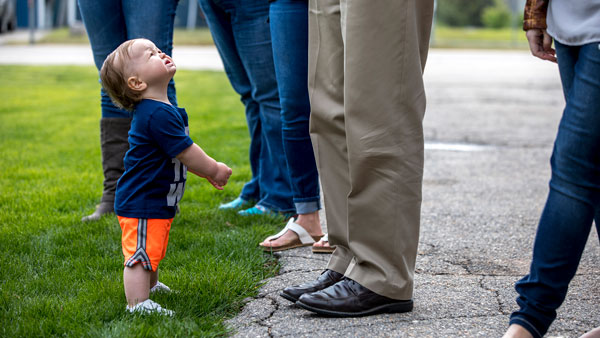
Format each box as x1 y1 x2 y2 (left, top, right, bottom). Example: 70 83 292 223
255 296 278 338
478 276 507 315
442 258 471 274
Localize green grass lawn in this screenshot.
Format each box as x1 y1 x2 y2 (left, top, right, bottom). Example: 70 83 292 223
432 26 529 49
0 66 283 337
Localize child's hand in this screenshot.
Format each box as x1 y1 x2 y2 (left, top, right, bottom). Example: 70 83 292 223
177 144 232 189
206 162 232 190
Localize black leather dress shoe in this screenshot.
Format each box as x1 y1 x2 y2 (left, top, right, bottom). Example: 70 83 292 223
280 269 344 303
296 278 413 317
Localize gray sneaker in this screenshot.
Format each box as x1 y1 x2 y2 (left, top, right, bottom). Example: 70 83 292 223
150 281 171 294
126 299 174 316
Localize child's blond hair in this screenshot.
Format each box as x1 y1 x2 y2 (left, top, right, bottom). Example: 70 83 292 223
100 40 142 112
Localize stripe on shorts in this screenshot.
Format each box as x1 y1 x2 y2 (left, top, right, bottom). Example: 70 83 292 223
125 218 152 270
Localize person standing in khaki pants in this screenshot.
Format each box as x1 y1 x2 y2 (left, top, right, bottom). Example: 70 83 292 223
279 0 434 316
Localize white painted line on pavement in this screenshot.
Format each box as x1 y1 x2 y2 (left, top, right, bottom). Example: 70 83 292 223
425 142 490 152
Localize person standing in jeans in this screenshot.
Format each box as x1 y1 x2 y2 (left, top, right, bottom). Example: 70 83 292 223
504 1 600 337
280 0 434 316
78 0 179 222
258 0 333 253
198 0 295 217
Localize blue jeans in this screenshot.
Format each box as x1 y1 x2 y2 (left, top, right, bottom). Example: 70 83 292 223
78 0 179 118
270 0 320 214
510 40 600 338
198 0 295 212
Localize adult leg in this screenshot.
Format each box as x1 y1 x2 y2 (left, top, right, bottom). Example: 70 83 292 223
507 191 595 338
276 0 346 302
198 0 262 205
340 0 434 300
227 0 294 213
260 0 323 250
508 41 600 338
270 0 320 214
123 0 179 107
308 0 352 274
78 0 132 221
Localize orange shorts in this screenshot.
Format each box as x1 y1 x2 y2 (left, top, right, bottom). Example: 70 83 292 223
118 216 173 272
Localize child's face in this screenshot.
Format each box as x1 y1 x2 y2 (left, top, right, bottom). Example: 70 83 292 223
126 39 176 87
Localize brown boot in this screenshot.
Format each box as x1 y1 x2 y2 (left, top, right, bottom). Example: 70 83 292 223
82 117 132 222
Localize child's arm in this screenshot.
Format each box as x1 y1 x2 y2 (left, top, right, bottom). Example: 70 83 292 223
176 143 232 190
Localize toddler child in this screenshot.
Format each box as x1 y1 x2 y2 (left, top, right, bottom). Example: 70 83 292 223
100 38 232 315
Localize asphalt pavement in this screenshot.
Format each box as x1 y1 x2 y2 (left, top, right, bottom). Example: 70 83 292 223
226 51 599 337
1 32 598 337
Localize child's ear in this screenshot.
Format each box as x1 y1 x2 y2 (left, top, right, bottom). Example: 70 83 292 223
127 76 147 92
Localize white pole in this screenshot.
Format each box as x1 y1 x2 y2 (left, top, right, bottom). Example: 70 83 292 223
187 0 198 30
67 0 77 27
36 0 45 29
28 0 35 44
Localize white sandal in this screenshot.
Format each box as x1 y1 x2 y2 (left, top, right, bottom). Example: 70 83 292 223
312 233 335 254
260 218 323 252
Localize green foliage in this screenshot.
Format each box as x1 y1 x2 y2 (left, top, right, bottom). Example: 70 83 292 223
0 66 282 337
436 0 495 27
481 0 513 29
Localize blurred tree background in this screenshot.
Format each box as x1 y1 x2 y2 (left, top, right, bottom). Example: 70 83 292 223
437 0 494 27
5 0 529 49
436 0 522 29
431 0 527 49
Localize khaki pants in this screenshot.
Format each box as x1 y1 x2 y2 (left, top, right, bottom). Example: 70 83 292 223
308 0 434 300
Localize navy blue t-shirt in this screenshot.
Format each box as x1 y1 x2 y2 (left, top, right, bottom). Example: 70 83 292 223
115 99 194 219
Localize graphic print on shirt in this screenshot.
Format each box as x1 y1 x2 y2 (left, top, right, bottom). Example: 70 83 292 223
166 126 189 207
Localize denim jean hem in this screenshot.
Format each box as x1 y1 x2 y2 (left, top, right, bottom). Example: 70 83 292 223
294 200 320 214
256 202 296 214
293 196 321 203
239 194 259 203
509 316 543 338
